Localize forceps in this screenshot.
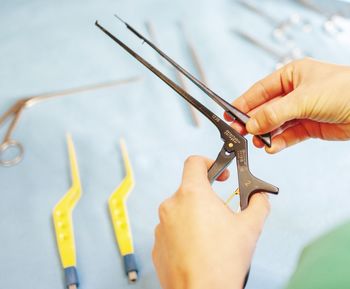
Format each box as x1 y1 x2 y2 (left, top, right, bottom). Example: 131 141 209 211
0 77 139 167
95 18 279 211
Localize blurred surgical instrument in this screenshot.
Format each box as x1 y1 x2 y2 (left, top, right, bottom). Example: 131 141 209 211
296 0 350 37
0 77 140 167
237 0 312 42
178 22 209 86
232 29 304 69
145 21 201 126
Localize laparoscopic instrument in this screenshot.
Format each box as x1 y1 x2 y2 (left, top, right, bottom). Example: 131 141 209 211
0 77 139 167
95 17 279 211
108 139 138 283
53 134 82 289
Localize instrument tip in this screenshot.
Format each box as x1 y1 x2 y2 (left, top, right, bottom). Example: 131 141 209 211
260 133 272 148
114 14 126 24
95 20 99 26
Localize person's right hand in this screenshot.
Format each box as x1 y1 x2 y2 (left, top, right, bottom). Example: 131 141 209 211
225 58 350 153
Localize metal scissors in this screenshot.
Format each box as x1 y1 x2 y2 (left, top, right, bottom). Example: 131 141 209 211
95 17 279 211
0 77 139 167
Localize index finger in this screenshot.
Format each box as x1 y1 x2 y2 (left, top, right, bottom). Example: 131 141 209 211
232 63 295 113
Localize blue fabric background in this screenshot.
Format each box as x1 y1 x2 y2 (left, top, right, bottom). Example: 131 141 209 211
1 1 350 288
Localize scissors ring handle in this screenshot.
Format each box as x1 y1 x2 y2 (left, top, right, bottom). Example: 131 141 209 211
0 140 24 167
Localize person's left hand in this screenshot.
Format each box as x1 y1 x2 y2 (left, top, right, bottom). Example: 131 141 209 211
152 156 270 289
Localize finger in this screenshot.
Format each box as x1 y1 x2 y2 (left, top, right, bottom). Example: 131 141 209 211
252 136 265 148
224 111 234 121
252 119 301 149
227 98 283 137
231 121 247 135
216 169 230 182
181 156 229 186
246 90 301 135
265 122 312 154
242 193 270 231
232 63 295 113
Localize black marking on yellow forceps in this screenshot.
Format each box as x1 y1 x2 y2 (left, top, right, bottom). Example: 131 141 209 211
95 19 279 210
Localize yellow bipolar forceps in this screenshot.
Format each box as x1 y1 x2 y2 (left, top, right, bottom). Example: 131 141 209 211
0 77 139 167
109 139 138 282
53 134 82 289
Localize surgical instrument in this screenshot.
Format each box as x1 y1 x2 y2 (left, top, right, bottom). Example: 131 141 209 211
0 77 139 167
237 0 312 42
145 21 201 126
296 0 350 37
177 22 209 86
237 0 292 43
53 134 82 289
95 18 279 210
109 139 138 283
96 17 278 289
232 29 304 69
110 16 272 147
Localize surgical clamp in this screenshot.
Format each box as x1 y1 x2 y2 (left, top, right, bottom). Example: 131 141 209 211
0 77 139 167
95 18 279 211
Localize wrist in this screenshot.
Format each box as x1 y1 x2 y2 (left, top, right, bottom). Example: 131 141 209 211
184 269 244 289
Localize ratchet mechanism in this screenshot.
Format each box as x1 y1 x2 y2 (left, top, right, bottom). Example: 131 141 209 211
96 17 279 210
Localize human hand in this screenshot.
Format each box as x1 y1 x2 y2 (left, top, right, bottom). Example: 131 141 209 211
152 156 270 289
225 58 350 153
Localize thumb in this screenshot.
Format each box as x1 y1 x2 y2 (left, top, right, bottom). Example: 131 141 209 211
181 156 230 189
246 90 301 135
241 193 270 233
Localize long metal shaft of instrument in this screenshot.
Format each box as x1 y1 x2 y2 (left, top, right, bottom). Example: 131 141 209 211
114 15 248 124
95 21 223 131
237 0 279 25
233 29 283 59
113 15 271 147
296 0 329 16
26 76 141 107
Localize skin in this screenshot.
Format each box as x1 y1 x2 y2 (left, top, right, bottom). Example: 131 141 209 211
153 59 350 289
225 58 350 153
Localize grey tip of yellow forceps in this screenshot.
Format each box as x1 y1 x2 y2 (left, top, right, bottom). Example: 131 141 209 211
128 271 138 283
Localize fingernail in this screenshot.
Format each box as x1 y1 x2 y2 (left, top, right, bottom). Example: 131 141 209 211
246 118 260 134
